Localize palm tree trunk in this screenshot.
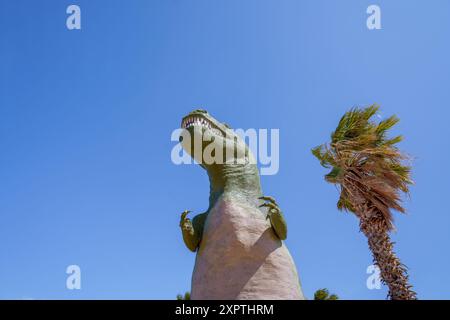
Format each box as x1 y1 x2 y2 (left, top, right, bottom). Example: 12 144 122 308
359 208 417 300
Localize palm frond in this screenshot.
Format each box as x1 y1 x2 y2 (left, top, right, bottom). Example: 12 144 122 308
311 105 413 229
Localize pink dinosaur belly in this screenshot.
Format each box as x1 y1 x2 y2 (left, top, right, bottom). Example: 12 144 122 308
191 196 305 300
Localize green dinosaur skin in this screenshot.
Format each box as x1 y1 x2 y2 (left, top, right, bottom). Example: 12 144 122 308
179 110 288 252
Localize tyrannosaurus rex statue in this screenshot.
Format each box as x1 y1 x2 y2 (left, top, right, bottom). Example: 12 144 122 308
178 109 304 300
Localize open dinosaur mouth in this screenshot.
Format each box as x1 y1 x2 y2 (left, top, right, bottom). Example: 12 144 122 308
181 115 225 137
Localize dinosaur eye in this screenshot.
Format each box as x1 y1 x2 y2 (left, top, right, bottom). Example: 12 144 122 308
223 123 230 128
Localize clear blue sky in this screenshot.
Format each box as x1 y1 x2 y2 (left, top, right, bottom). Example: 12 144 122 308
1 0 449 300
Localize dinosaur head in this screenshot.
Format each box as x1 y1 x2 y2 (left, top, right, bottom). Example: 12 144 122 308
179 109 253 171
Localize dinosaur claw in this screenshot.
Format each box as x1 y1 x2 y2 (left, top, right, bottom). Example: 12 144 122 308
259 196 277 205
180 210 192 220
260 202 277 209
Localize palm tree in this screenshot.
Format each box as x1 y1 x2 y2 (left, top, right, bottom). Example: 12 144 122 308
312 105 416 300
176 292 191 300
314 288 339 300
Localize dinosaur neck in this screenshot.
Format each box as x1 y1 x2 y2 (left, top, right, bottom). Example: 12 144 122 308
207 163 262 210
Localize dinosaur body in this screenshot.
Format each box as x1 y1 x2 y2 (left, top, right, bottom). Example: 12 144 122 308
178 110 304 300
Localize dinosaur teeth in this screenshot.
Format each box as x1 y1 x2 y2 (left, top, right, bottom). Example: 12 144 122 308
181 116 224 138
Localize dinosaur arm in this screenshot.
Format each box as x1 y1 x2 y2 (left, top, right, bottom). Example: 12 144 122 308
269 209 288 240
180 211 207 252
259 196 288 240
